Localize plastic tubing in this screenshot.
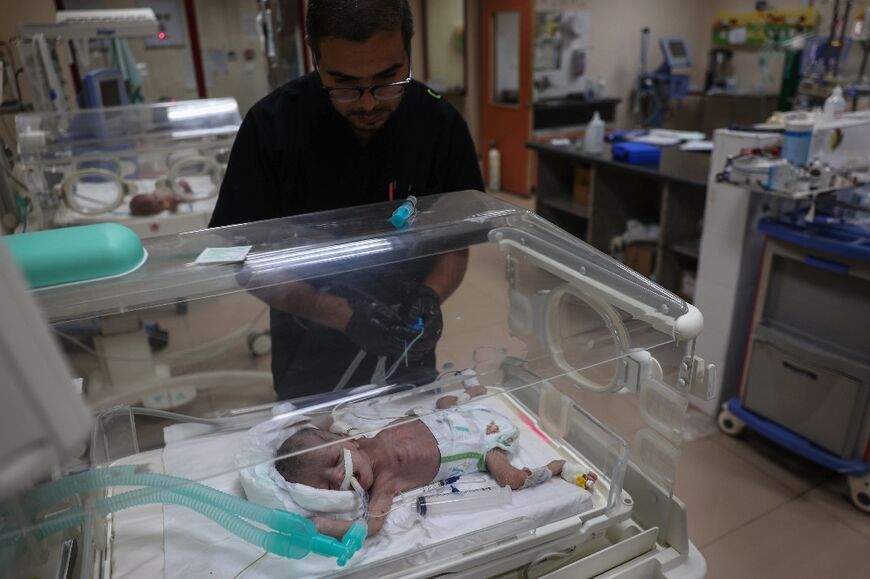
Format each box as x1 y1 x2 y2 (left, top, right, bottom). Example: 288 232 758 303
7 485 362 565
5 488 350 563
26 466 304 535
15 466 365 565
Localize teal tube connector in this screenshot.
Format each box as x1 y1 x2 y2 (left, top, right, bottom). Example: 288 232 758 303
337 521 368 566
390 196 417 229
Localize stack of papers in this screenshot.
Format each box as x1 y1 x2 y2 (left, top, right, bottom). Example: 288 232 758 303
679 140 714 152
631 129 706 146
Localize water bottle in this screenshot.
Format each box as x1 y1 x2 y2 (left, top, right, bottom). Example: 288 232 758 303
583 111 605 154
487 141 501 192
823 85 846 122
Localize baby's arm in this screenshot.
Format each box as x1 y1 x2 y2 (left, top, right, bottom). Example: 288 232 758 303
485 448 564 490
435 385 488 409
313 484 397 538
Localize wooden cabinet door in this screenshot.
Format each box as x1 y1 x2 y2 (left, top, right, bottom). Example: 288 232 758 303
480 0 533 195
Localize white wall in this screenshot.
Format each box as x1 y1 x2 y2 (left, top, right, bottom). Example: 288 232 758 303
193 0 272 114
573 0 709 128
425 0 465 92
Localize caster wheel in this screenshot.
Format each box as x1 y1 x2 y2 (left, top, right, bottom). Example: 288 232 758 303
717 405 746 436
248 331 272 356
847 474 870 514
175 300 189 315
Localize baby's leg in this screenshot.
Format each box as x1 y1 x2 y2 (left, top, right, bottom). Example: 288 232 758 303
484 448 564 490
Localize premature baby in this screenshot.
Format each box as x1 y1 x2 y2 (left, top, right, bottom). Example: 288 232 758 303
276 387 564 538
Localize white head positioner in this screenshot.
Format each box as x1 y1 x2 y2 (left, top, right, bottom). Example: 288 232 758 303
237 404 365 516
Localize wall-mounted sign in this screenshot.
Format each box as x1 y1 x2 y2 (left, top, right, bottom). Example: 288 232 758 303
712 8 817 47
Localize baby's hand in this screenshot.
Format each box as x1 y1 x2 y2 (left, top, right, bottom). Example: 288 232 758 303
313 516 355 539
466 385 487 398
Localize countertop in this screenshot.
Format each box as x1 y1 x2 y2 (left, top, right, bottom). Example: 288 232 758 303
528 141 711 189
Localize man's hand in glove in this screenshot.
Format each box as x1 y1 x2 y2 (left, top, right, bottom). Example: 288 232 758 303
340 290 418 357
399 283 444 357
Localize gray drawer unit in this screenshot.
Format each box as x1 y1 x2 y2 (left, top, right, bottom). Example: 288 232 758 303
742 325 870 459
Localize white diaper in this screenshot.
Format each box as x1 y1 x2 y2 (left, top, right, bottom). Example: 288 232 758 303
417 404 520 482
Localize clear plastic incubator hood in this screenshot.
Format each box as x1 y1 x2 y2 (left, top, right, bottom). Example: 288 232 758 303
1 191 711 578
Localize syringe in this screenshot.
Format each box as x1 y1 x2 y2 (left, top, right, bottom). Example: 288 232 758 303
398 475 461 502
415 485 512 517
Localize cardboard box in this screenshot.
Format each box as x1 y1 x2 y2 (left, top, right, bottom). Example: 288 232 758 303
573 166 592 206
623 243 657 277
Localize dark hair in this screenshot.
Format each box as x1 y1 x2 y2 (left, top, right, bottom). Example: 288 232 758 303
306 0 413 61
275 428 343 483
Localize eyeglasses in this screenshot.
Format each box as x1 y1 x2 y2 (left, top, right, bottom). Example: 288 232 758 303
317 61 413 104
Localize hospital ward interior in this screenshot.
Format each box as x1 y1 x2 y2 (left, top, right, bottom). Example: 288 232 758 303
2 1 870 578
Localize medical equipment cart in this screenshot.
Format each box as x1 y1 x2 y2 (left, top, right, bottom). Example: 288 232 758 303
718 213 870 513
3 192 712 577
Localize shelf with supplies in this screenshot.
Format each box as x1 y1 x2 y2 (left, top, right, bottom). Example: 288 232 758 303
667 239 701 260
537 195 589 219
529 142 710 298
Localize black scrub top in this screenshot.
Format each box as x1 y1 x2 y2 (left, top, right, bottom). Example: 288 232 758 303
209 73 484 399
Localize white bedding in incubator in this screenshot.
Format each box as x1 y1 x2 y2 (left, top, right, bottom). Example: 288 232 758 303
107 393 599 578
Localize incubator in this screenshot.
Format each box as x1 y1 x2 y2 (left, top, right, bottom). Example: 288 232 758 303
2 191 712 578
14 98 240 236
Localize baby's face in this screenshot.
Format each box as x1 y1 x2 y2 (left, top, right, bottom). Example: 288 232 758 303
295 439 374 492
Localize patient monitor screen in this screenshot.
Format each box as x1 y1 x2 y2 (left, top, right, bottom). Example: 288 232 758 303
99 79 122 107
668 40 687 59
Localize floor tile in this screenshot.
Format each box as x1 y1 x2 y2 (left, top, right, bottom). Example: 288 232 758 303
711 429 832 496
701 496 870 579
675 437 800 547
803 477 870 539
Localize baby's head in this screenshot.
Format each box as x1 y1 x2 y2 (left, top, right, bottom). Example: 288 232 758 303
275 428 373 491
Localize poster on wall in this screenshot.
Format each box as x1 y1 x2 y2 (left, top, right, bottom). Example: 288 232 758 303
533 3 591 100
712 8 816 47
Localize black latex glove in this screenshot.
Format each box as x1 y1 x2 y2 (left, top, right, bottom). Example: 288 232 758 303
339 288 418 357
400 283 444 357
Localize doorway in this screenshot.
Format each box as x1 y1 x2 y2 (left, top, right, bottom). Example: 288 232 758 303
480 0 533 196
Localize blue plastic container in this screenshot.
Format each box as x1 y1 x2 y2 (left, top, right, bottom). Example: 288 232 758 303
611 142 661 165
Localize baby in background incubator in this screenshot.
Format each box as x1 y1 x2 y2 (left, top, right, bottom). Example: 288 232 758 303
276 386 565 538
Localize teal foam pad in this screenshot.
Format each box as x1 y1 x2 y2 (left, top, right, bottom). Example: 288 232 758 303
2 223 146 289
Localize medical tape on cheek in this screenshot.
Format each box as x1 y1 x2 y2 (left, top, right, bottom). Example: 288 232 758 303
339 447 369 519
340 448 354 491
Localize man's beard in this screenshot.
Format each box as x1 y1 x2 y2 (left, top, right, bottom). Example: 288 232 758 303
346 106 393 132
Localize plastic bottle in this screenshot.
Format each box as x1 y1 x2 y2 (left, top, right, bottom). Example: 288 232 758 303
823 85 846 121
596 77 607 100
487 141 501 192
583 111 605 154
782 118 814 165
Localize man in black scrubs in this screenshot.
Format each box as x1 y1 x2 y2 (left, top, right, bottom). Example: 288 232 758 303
210 0 484 399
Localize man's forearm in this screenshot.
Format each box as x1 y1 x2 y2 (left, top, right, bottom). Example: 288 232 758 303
423 249 469 302
251 281 352 331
